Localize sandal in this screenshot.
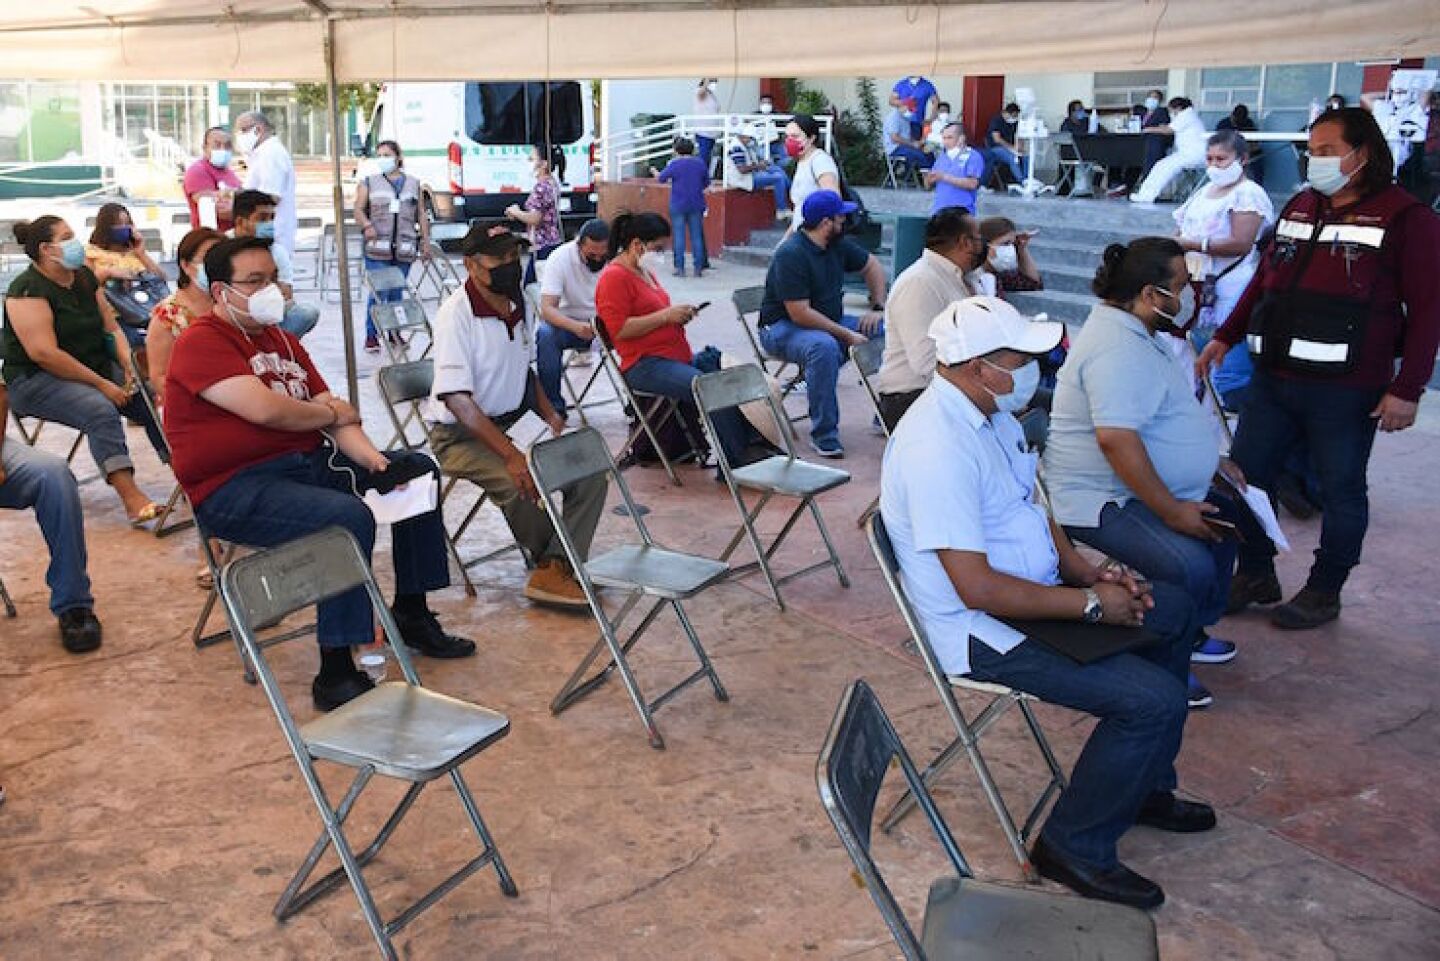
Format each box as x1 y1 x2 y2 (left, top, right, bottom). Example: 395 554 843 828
127 502 161 528
195 566 214 591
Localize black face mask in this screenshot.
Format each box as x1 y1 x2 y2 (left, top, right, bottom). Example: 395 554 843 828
584 256 607 273
486 260 523 295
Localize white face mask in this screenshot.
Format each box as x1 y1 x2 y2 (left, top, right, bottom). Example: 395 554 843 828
641 249 667 272
236 129 259 154
1152 285 1195 332
227 282 286 327
934 112 950 125
759 102 773 114
1307 148 1362 197
982 359 1040 414
1206 160 1244 187
946 146 963 159
990 244 1019 273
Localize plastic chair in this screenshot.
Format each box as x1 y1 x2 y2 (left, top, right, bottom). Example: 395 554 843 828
693 364 850 611
816 679 1159 961
375 359 527 597
529 427 731 749
219 527 518 961
865 511 1068 880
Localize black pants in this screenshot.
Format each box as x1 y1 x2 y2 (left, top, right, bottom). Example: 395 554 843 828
877 390 923 432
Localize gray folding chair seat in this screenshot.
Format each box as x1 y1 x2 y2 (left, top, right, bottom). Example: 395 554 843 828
220 527 516 961
530 427 730 749
866 511 1068 881
693 363 850 611
128 352 194 538
817 679 1158 961
376 359 526 596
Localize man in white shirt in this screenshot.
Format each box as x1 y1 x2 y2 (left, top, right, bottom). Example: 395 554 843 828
536 218 609 418
425 220 607 609
875 208 983 427
692 78 722 172
881 296 1211 910
235 110 298 260
1132 97 1208 203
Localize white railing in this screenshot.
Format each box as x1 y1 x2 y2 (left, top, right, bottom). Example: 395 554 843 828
594 112 833 182
142 128 195 177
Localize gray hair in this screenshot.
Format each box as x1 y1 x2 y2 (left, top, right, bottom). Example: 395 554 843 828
235 110 272 133
1207 129 1249 159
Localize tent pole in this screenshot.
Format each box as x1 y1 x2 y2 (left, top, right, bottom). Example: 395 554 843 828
321 13 360 408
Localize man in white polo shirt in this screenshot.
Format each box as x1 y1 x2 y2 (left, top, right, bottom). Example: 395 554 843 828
426 220 607 609
880 296 1211 911
536 218 610 418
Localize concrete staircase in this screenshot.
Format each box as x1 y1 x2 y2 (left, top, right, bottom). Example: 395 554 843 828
721 187 1180 326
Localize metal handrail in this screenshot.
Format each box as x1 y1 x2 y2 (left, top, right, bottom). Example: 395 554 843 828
594 112 833 181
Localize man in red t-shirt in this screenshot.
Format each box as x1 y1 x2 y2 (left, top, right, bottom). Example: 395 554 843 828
183 127 242 232
165 236 473 711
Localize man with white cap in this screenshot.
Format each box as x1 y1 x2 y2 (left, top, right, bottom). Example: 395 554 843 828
880 295 1211 910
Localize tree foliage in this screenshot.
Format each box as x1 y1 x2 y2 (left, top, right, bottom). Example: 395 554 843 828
293 82 381 118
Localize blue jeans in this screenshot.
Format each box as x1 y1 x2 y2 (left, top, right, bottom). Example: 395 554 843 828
0 442 92 616
195 447 450 649
965 579 1197 869
888 145 934 171
986 145 1025 183
670 209 709 272
362 256 411 340
7 368 165 476
624 353 757 465
752 167 791 211
282 301 320 339
759 314 879 448
1229 369 1385 594
536 321 595 417
1067 496 1242 633
695 135 716 171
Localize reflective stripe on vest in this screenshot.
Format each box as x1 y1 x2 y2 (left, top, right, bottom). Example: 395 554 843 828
1275 218 1317 241
1247 333 1264 354
1288 338 1351 363
1274 218 1385 249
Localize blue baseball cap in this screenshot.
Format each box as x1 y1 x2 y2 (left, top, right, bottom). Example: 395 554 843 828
801 189 859 227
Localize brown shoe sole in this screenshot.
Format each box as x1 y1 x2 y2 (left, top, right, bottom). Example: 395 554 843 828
523 585 591 611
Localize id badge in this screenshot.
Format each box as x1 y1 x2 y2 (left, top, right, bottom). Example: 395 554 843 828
388 198 401 214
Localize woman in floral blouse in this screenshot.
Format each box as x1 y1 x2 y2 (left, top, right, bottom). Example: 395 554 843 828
506 144 565 284
146 228 223 399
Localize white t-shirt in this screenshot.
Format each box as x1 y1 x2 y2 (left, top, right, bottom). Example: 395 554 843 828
1171 108 1208 159
538 239 601 327
244 136 298 257
790 148 840 227
425 285 534 423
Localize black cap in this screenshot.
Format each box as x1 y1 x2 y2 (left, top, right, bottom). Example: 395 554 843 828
460 218 530 258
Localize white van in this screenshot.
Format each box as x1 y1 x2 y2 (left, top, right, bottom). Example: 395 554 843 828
356 81 598 231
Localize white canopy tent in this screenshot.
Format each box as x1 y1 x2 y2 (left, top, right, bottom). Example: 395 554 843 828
1 0 1434 401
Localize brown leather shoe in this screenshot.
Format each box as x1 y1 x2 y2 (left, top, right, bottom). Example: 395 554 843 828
1271 587 1341 630
524 559 590 610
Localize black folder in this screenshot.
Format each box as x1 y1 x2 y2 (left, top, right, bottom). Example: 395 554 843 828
1000 618 1156 665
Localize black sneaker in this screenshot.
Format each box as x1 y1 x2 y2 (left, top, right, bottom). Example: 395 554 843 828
57 608 103 654
312 670 375 712
1226 569 1283 614
1271 587 1341 630
392 608 476 658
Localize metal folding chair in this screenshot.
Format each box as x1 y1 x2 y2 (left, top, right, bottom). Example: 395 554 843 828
594 320 703 487
0 574 15 617
127 353 194 538
219 527 517 961
560 342 622 428
693 364 851 611
817 679 1159 961
408 242 465 309
375 359 525 597
9 409 85 468
319 221 364 303
730 285 806 418
529 427 731 749
884 153 923 190
850 337 889 525
370 298 433 365
865 511 1068 881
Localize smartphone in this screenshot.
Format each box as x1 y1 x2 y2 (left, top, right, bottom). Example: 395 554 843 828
1203 516 1242 541
694 301 711 313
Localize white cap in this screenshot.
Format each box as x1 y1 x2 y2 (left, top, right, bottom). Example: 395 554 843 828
927 296 1064 366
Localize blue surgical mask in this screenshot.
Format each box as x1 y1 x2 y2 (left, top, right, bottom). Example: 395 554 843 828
1307 148 1361 197
193 262 209 291
983 359 1040 413
376 156 397 175
209 149 232 168
55 238 86 269
1145 97 1160 111
109 225 133 246
255 221 276 240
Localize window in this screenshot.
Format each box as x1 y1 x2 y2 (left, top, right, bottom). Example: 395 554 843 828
1198 67 1261 110
464 81 585 146
1263 63 1335 108
1093 70 1168 110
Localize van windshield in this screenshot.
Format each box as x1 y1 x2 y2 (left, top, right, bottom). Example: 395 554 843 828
464 82 585 146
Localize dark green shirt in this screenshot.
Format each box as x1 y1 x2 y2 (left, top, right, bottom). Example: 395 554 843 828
2 265 110 382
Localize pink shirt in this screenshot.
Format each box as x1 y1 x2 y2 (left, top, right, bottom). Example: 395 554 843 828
183 158 242 232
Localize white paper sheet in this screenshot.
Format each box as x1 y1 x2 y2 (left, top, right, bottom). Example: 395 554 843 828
362 474 438 525
505 409 554 452
1238 485 1291 552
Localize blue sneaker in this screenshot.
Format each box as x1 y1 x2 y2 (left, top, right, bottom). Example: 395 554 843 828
1191 633 1237 665
1187 674 1214 710
809 438 845 459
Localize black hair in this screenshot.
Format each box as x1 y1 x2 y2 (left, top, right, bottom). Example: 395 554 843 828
376 140 403 165
1309 107 1394 197
1066 99 1084 114
608 212 671 259
175 227 224 288
1004 102 1020 114
13 216 66 262
673 137 695 156
576 218 610 243
231 189 276 223
1147 89 1165 99
923 207 975 251
88 202 132 249
202 126 230 148
203 236 274 288
1231 103 1251 121
1207 129 1250 160
1168 97 1192 111
790 113 821 143
1091 237 1185 303
1326 93 1347 108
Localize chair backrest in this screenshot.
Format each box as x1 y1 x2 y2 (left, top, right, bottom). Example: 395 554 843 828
377 358 434 406
731 285 765 318
849 339 889 436
816 679 972 961
367 265 409 294
693 363 794 461
529 426 650 543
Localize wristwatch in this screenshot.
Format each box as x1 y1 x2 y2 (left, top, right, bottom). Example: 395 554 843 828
1081 588 1104 624
869 302 885 312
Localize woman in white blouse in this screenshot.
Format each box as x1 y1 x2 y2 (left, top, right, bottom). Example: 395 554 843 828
783 113 840 235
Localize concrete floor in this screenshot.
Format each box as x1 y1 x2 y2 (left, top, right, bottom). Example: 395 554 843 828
2 257 1439 961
